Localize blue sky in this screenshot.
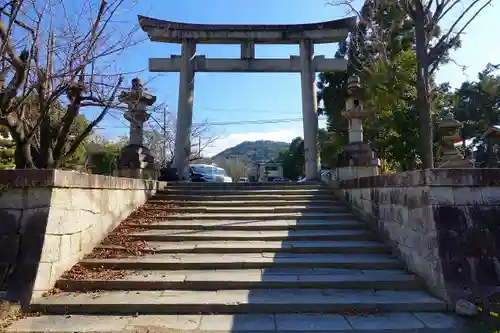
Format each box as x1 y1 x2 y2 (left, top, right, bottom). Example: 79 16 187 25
90 0 500 156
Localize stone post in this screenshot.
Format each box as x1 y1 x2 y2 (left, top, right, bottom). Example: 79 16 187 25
299 39 320 180
114 78 157 180
438 110 469 168
336 75 380 180
174 39 197 181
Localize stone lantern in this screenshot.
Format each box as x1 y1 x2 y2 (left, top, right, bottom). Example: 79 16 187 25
114 78 158 179
438 110 469 168
343 74 368 144
335 74 380 180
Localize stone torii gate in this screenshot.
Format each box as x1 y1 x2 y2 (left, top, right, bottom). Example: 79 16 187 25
138 16 355 180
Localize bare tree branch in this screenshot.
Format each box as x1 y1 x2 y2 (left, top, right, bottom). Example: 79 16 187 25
61 75 123 166
0 0 143 168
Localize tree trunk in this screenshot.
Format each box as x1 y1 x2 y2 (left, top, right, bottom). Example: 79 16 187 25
52 104 80 165
414 4 434 169
3 113 36 169
37 117 56 168
15 141 36 169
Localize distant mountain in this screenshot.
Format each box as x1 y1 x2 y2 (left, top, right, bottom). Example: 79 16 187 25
211 140 289 165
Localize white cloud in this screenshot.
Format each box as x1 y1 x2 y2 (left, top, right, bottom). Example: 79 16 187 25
203 129 301 157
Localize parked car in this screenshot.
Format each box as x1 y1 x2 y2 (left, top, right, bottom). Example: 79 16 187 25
214 167 233 183
190 164 232 183
273 178 290 182
238 177 249 182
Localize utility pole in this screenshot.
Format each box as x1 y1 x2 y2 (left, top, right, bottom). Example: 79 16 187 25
198 136 201 158
162 105 168 166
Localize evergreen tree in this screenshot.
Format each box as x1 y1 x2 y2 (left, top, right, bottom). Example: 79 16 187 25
279 137 305 180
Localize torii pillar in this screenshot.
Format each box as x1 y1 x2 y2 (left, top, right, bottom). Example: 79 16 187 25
300 39 320 180
174 40 197 181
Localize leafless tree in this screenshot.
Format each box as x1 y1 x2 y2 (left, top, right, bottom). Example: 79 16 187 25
330 0 492 169
147 105 220 166
0 0 141 168
214 157 248 181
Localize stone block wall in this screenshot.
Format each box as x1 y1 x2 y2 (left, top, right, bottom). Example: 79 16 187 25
336 169 500 303
0 170 166 305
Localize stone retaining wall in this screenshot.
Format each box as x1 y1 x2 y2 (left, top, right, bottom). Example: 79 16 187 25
0 170 166 305
336 169 500 302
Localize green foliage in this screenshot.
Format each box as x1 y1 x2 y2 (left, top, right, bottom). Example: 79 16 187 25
362 50 422 170
87 151 115 175
453 64 500 138
316 1 459 171
318 128 343 168
62 115 91 168
213 140 289 165
279 137 305 181
0 125 15 169
0 126 9 138
0 146 15 169
87 140 126 175
318 40 422 170
449 64 500 165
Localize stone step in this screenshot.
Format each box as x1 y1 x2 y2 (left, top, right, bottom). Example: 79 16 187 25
148 199 341 206
98 240 389 254
128 219 366 231
159 189 334 195
80 253 404 270
8 312 465 333
148 205 349 214
166 183 325 190
29 289 447 314
153 194 338 201
56 269 423 292
124 229 375 242
163 212 356 220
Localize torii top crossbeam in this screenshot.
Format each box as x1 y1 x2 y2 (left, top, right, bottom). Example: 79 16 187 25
138 15 356 44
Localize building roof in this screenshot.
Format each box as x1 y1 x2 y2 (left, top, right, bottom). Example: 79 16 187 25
138 15 356 44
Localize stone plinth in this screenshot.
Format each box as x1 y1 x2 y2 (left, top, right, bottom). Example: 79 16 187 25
0 170 166 306
335 168 500 303
343 142 376 166
335 163 380 182
114 144 157 180
335 144 380 182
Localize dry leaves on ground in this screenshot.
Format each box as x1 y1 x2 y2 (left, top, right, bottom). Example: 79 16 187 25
62 201 179 281
0 301 22 332
131 203 184 222
0 301 40 332
61 264 126 281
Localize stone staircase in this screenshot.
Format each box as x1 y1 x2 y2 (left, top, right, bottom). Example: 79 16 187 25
8 182 466 332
